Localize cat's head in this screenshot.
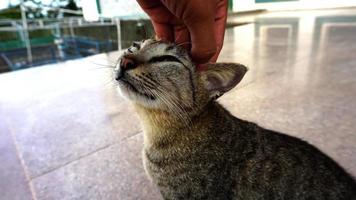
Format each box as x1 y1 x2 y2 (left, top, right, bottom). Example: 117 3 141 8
114 39 247 114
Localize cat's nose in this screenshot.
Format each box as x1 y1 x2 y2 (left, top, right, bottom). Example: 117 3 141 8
115 56 137 81
120 57 137 71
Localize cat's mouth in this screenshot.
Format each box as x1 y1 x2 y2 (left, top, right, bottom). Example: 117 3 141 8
118 78 156 100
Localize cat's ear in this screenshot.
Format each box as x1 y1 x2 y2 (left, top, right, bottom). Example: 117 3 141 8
199 63 248 100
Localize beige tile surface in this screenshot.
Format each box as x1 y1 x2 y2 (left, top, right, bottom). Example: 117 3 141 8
32 133 161 200
0 56 142 179
219 13 356 175
0 106 33 200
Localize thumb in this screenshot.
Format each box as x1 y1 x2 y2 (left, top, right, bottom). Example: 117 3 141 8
151 21 174 42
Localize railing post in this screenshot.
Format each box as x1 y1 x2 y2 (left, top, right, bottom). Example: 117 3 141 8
20 0 33 65
115 17 121 51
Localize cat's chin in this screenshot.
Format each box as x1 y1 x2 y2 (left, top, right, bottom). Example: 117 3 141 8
116 85 160 108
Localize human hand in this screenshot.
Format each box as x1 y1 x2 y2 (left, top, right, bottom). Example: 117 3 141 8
137 0 228 67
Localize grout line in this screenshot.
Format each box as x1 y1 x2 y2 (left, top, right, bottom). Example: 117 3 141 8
33 130 144 180
5 118 38 200
105 105 143 142
122 131 142 141
31 142 116 180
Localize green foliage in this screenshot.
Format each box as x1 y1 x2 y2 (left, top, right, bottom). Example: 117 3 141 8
0 6 21 19
0 31 19 41
63 0 80 17
29 29 53 38
0 0 82 19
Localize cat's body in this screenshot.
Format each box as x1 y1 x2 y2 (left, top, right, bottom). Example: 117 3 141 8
141 102 356 199
114 39 356 199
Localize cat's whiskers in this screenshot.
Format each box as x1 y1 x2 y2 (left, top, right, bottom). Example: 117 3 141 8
95 57 119 65
85 62 118 89
148 88 183 123
130 76 155 90
155 88 192 128
90 61 116 69
101 76 117 89
133 76 188 122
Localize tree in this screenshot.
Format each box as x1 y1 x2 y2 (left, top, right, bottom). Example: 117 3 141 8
0 0 82 19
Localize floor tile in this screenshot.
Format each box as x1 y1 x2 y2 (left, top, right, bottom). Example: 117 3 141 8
220 73 356 176
0 60 141 178
32 133 162 200
217 13 356 176
0 108 33 200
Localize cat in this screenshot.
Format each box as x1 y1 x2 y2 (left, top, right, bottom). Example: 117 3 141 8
114 39 356 200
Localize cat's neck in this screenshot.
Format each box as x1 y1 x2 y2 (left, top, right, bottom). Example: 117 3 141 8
134 102 224 148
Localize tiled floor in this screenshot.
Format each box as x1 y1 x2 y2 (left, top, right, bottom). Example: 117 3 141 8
1 9 356 200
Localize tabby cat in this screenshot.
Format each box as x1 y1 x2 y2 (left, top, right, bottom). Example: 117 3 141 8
114 39 356 199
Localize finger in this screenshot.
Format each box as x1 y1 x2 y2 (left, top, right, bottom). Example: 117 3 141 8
136 0 175 42
136 0 161 9
183 3 217 64
210 0 228 62
174 24 191 50
152 22 174 42
186 19 216 64
187 20 216 64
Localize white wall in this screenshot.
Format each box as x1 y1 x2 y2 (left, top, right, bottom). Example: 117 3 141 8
82 0 99 21
98 0 145 18
82 0 147 20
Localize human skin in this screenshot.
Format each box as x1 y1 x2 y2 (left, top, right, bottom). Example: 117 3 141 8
136 0 228 68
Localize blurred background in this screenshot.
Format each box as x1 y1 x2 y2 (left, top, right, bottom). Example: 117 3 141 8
0 0 154 73
0 0 355 73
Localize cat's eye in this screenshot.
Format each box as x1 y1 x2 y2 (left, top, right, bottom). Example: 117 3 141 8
132 42 141 49
148 55 182 64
